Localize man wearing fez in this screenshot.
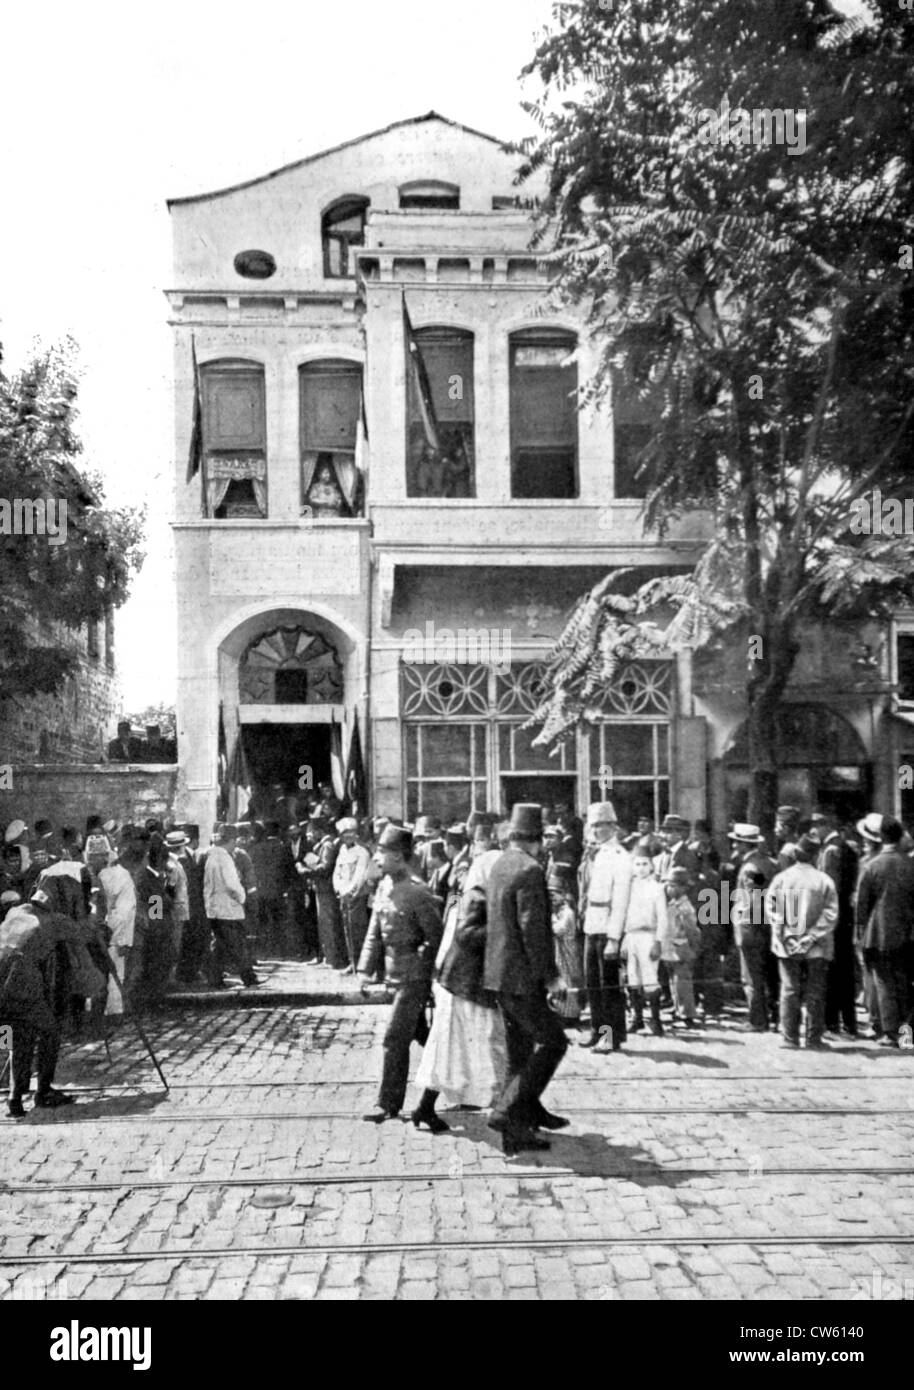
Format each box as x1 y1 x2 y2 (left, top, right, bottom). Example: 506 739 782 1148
332 817 372 971
481 803 569 1154
359 825 443 1122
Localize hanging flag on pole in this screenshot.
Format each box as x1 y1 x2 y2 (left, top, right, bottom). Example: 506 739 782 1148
402 293 440 453
186 335 203 483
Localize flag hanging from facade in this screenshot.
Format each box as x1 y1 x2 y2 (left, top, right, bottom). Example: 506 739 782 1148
402 294 440 453
344 716 368 817
186 335 203 483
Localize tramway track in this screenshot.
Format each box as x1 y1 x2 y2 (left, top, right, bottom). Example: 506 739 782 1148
3 1162 913 1195
20 1103 914 1123
2 1231 913 1268
55 1070 914 1090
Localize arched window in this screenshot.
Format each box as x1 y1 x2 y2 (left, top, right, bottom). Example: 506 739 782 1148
509 329 578 498
299 360 364 517
321 196 368 278
200 360 267 518
405 326 474 498
399 180 460 210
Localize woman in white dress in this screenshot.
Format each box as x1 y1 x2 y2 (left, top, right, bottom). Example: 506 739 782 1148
411 827 507 1132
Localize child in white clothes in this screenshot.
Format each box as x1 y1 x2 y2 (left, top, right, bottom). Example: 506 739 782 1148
622 847 673 1035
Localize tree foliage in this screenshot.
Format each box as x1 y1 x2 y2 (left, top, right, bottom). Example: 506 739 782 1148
0 339 146 700
519 0 914 822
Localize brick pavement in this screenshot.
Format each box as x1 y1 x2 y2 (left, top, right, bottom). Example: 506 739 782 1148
2 1003 914 1300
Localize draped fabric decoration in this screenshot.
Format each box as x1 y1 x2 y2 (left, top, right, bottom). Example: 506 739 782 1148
227 725 253 821
329 716 345 802
205 456 267 517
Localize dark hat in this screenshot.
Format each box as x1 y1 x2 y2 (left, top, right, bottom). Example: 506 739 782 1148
548 859 576 881
377 824 413 856
661 813 688 830
776 805 801 821
665 865 691 885
632 837 657 858
34 819 53 837
466 810 493 832
509 803 543 839
794 833 821 862
445 824 468 847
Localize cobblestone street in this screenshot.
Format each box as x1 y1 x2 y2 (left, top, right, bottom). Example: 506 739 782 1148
2 982 913 1301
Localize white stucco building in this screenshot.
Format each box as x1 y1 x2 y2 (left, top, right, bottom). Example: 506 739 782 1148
168 112 902 837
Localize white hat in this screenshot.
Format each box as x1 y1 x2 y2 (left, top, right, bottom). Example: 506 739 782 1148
4 819 27 844
856 812 885 844
586 802 618 827
729 823 764 844
336 817 358 834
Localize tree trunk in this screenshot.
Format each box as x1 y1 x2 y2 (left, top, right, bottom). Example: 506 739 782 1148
745 621 801 837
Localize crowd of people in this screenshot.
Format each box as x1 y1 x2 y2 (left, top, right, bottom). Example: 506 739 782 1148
1 792 913 1143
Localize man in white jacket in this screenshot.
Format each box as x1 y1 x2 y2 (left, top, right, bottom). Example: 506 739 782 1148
332 817 371 970
579 802 632 1053
204 826 258 988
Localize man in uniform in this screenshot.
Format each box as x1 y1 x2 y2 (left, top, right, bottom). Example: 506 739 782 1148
579 802 632 1053
483 803 569 1153
359 825 442 1122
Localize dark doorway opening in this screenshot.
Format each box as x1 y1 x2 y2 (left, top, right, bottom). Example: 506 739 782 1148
501 775 578 818
241 724 332 818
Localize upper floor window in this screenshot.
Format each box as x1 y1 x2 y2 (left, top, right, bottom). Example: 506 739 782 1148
406 327 475 498
399 181 460 210
200 360 267 518
322 197 368 278
300 360 364 517
613 369 658 498
87 619 100 663
509 330 578 499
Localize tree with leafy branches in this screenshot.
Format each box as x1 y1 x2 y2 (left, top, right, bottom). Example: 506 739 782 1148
0 338 145 704
518 0 914 827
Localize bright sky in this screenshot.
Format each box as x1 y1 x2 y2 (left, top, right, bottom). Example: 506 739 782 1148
0 0 865 712
0 0 554 710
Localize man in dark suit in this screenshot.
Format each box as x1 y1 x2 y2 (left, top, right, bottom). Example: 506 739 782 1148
810 809 859 1036
855 815 914 1047
107 721 142 763
482 802 568 1154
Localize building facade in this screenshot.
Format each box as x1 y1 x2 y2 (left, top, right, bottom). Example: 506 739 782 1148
168 113 908 838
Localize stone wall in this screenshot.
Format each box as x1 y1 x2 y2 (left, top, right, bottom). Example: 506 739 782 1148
0 765 178 837
0 627 122 765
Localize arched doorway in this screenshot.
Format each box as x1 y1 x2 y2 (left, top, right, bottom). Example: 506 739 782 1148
723 703 871 824
215 608 365 824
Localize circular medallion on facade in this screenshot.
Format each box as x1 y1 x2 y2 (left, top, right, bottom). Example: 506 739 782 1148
233 249 277 280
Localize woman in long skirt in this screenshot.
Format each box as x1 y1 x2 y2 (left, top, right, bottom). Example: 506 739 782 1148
412 842 507 1131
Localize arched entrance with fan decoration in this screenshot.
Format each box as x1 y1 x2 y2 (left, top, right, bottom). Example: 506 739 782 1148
215 606 366 823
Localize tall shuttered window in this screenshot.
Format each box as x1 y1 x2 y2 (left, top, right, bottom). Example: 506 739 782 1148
201 361 267 518
509 330 578 499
